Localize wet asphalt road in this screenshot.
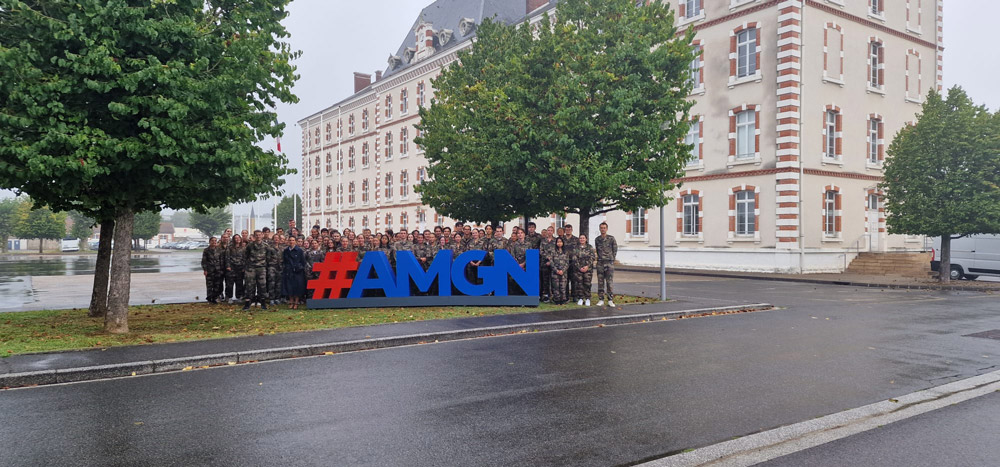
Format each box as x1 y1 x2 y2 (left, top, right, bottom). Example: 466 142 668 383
1 277 999 466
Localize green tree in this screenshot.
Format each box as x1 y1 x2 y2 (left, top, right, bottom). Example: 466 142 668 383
0 197 26 253
14 201 66 253
190 207 232 239
0 0 298 332
881 87 1000 283
68 211 96 250
416 0 696 236
276 195 303 234
132 211 162 249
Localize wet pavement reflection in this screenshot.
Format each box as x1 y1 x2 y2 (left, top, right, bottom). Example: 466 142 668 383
0 252 203 278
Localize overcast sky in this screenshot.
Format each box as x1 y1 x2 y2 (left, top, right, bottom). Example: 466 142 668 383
3 0 997 215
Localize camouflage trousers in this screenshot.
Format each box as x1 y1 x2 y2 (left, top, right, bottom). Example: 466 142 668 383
596 261 614 300
540 266 552 299
244 267 268 304
205 271 224 302
267 266 282 300
550 271 569 303
227 267 245 301
571 268 593 301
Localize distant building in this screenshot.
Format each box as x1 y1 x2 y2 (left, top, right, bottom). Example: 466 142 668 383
157 222 175 246
298 0 940 273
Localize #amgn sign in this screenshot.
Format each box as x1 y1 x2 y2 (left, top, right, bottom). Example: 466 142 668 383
307 249 540 309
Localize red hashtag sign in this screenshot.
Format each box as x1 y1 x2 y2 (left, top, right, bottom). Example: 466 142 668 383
308 252 359 299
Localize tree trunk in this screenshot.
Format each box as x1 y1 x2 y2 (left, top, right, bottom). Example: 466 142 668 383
578 209 592 241
39 238 43 254
89 220 114 318
105 207 134 333
523 215 530 230
939 235 951 284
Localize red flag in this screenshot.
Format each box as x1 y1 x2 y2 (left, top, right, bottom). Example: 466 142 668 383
276 137 282 153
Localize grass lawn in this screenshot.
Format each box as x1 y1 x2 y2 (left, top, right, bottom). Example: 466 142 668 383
0 294 655 356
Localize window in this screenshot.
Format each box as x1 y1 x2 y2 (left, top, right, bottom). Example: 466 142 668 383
362 216 369 230
685 119 702 167
689 43 703 90
326 186 333 206
823 23 844 83
385 95 392 119
868 40 884 89
400 212 408 230
823 107 842 161
362 110 369 131
314 156 320 176
400 89 408 114
386 213 392 230
555 215 566 230
823 190 839 236
337 149 343 171
348 182 355 204
400 128 409 156
400 170 409 198
417 82 426 107
418 210 426 225
735 190 755 235
313 128 320 145
682 194 700 236
736 28 757 79
385 132 393 159
325 124 332 141
348 115 355 135
868 115 883 164
314 188 320 207
630 209 646 236
337 184 343 205
349 146 356 170
362 179 369 205
349 217 355 229
870 0 883 17
682 0 702 19
336 119 342 139
361 143 369 168
385 173 393 199
736 110 755 160
325 152 333 174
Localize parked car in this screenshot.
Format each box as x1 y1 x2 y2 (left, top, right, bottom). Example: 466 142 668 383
61 238 80 252
161 242 178 249
87 240 100 250
930 235 1000 280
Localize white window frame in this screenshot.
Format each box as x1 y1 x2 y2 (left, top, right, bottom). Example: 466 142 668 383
400 171 409 199
735 191 755 236
824 191 837 236
682 194 700 237
679 0 705 25
689 44 704 94
631 208 647 237
385 95 393 120
385 132 393 160
400 128 409 157
385 173 393 201
736 28 757 79
684 119 703 170
736 110 755 161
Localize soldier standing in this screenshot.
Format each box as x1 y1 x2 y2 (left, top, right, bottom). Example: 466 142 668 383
508 230 528 295
571 234 597 306
242 230 268 310
488 226 508 265
549 237 570 305
594 221 618 307
561 224 578 300
305 239 326 299
227 234 248 303
201 237 225 303
538 227 556 302
218 235 232 302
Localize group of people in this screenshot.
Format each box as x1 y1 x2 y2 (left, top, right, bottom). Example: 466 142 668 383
201 220 618 309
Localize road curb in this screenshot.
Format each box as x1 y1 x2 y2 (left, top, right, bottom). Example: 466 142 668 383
616 266 998 292
0 303 773 389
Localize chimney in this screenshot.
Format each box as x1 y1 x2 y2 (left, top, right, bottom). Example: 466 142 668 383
375 70 383 82
526 0 547 14
353 72 372 93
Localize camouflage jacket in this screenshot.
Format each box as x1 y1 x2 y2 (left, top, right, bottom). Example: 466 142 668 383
244 241 268 269
414 242 438 263
226 245 247 270
571 244 597 271
539 238 556 267
201 246 225 273
549 248 570 273
487 237 508 253
562 235 579 252
508 240 527 265
525 232 542 250
594 234 618 262
306 249 326 274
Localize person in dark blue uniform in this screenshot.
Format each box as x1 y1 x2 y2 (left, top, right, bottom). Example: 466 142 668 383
281 236 307 309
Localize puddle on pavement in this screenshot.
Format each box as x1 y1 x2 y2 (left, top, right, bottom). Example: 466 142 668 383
0 252 203 278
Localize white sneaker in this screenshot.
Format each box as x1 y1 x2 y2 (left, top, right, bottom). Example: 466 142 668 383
597 300 604 306
608 300 615 307
577 299 584 306
585 299 591 306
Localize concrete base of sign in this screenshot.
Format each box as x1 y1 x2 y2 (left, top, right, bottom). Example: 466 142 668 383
307 295 540 309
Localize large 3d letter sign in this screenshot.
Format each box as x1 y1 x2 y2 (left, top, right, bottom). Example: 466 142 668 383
307 250 540 309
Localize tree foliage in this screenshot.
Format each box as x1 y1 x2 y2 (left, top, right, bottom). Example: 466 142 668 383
0 0 300 332
882 87 1000 236
132 211 162 242
14 200 66 252
68 210 96 248
190 207 231 238
416 0 696 235
276 195 302 232
170 211 191 229
0 197 26 252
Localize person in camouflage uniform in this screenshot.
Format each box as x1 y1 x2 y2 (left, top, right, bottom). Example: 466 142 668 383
465 229 486 285
305 239 326 300
201 237 225 303
507 230 528 295
538 227 556 302
549 237 570 304
390 231 413 269
226 234 248 302
242 230 268 310
263 229 281 305
571 234 597 306
218 235 233 302
594 221 618 307
487 226 509 265
561 224 579 301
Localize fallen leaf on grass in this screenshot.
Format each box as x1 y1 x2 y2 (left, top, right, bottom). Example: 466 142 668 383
182 366 193 371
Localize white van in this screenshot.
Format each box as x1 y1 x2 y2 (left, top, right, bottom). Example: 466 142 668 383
61 237 80 252
931 235 1000 280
